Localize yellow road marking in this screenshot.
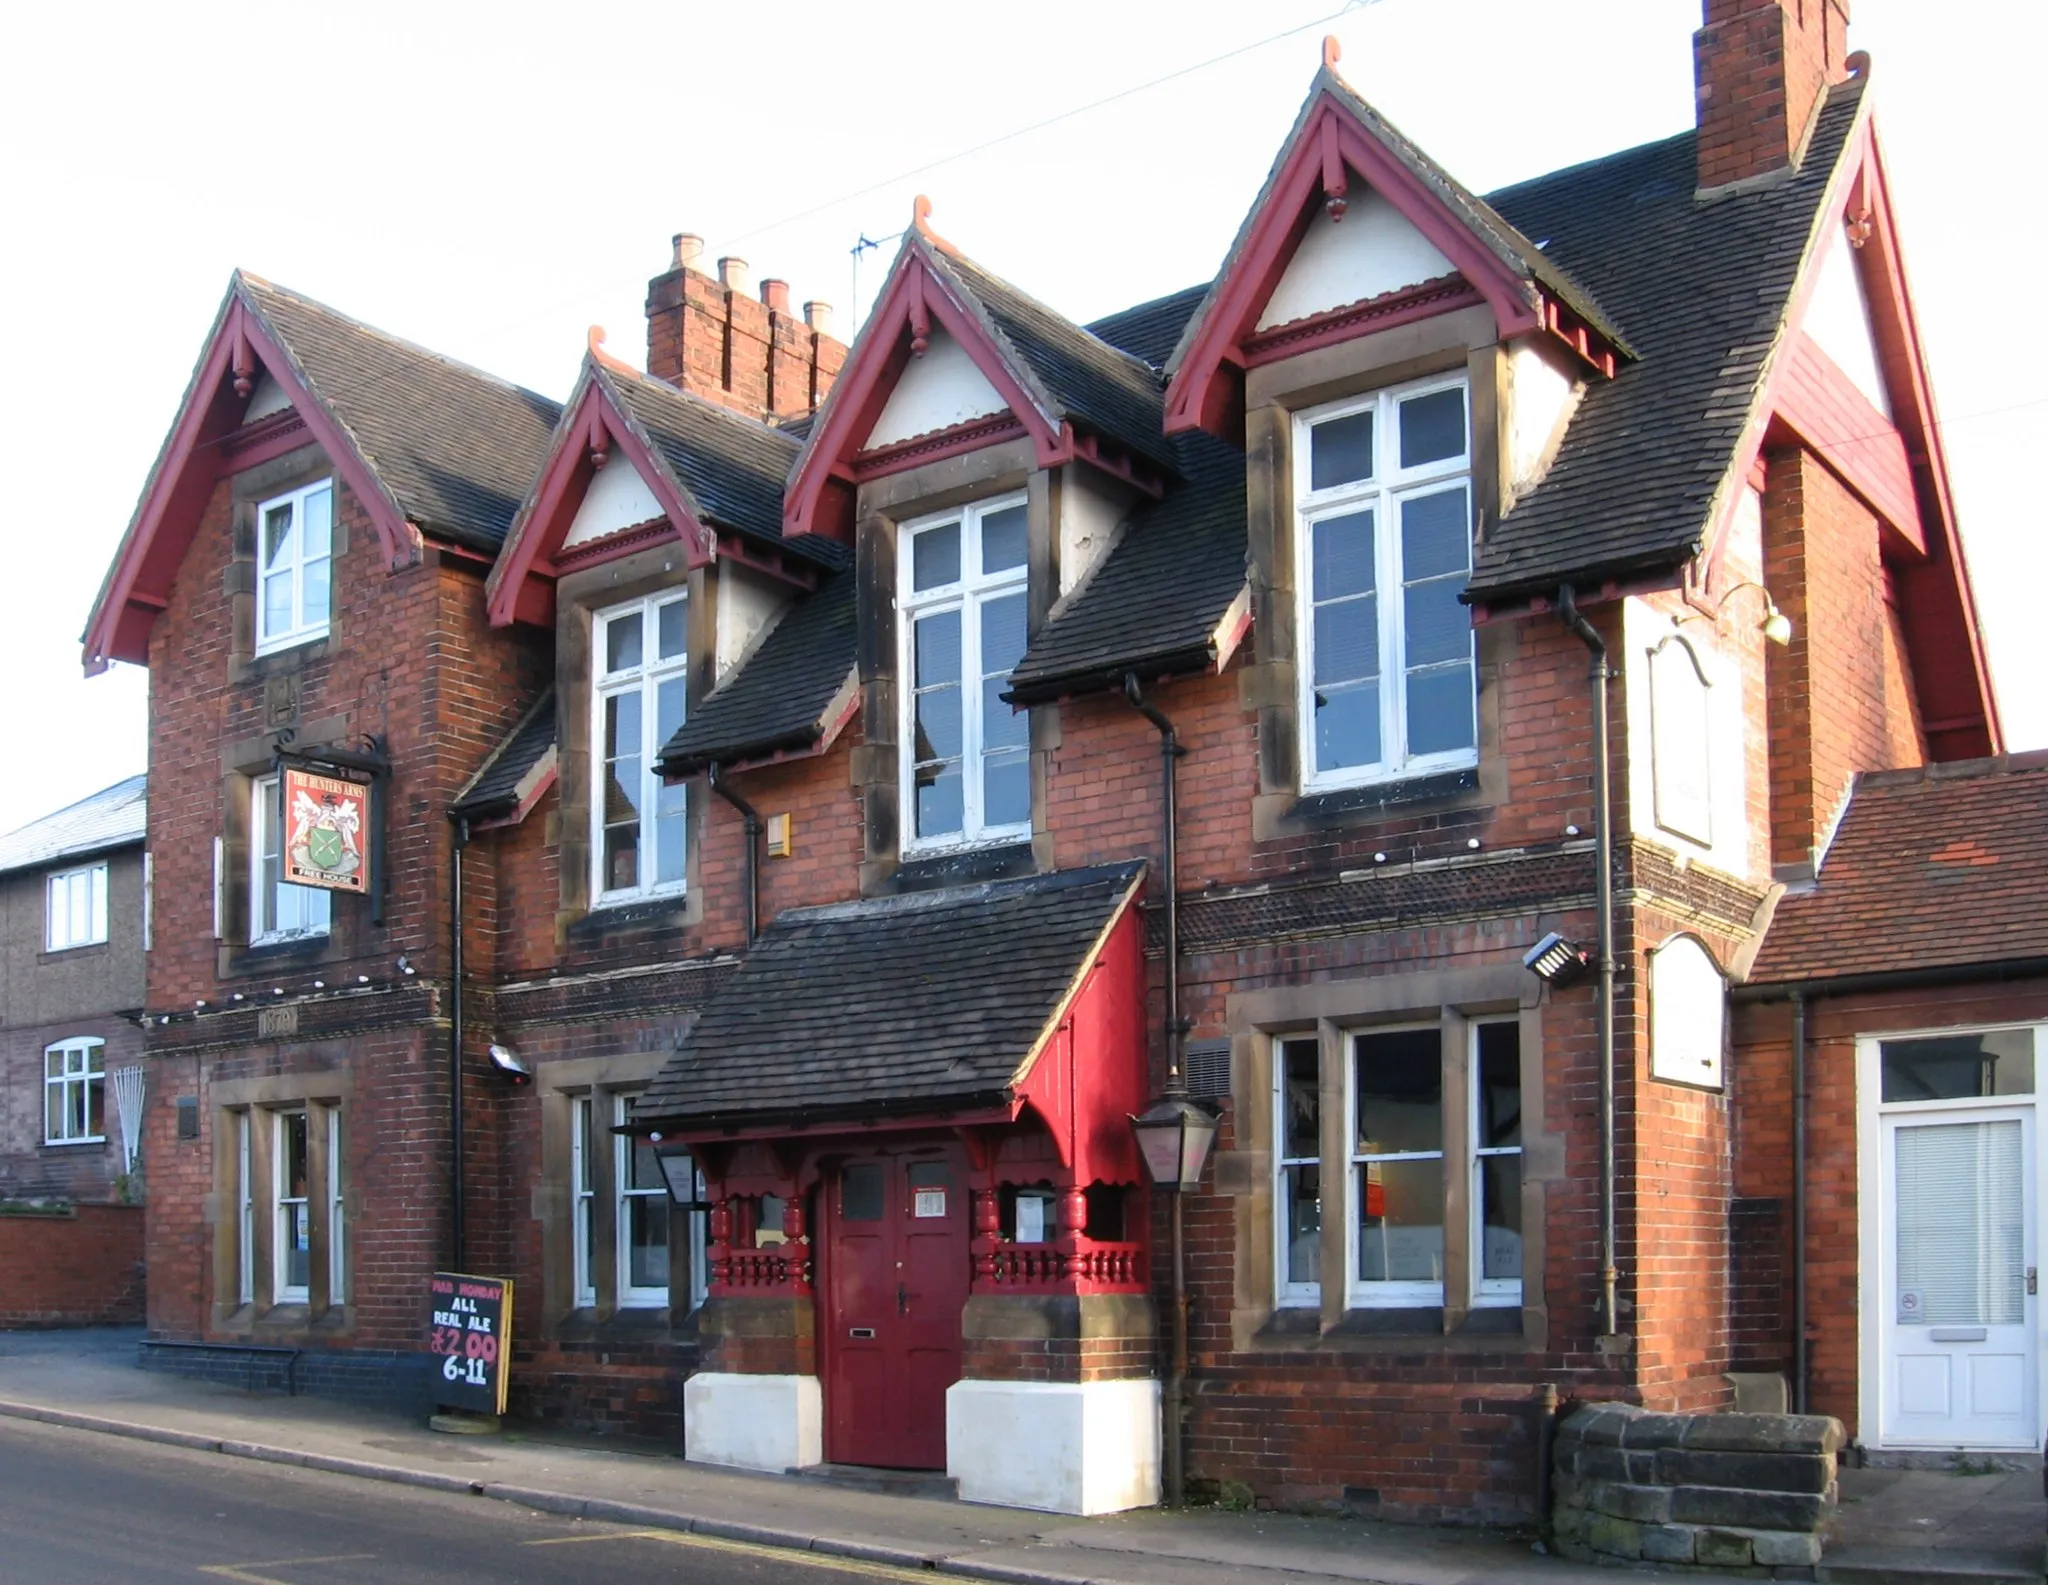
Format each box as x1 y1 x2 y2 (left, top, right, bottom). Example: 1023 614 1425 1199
524 1527 939 1579
198 1556 377 1585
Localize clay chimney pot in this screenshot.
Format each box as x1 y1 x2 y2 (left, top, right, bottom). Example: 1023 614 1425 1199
760 279 791 313
672 233 705 272
804 301 834 337
718 256 750 292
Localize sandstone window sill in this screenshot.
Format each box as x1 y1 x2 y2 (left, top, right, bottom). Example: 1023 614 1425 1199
1250 1304 1531 1355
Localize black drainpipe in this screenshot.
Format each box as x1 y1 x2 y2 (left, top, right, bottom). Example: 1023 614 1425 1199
1557 585 1619 1338
1791 988 1808 1414
707 763 761 946
1121 671 1192 1503
449 817 469 1271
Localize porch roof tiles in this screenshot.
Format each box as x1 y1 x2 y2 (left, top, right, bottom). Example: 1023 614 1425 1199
632 861 1144 1130
1748 751 2048 987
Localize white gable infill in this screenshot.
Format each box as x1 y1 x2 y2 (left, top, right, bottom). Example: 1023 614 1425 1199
1804 224 1891 419
563 453 667 549
864 330 1009 448
242 372 293 423
1257 188 1456 330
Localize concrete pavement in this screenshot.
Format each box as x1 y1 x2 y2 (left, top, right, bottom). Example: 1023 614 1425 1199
1 1328 2033 1584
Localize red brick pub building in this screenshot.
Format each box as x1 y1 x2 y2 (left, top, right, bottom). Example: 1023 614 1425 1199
84 1 2032 1518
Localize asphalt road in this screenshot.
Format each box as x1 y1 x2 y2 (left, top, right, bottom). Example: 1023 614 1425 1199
0 1417 939 1585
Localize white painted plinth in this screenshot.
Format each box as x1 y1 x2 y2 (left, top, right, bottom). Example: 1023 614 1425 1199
684 1372 821 1473
946 1377 1161 1514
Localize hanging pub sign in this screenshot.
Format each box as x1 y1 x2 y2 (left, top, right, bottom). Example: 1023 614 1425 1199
282 767 370 893
428 1272 513 1415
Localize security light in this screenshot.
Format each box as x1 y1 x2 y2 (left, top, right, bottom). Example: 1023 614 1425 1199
485 1043 531 1083
1524 931 1592 987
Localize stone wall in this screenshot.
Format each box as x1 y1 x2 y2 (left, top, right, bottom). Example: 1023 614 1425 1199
1552 1401 1842 1576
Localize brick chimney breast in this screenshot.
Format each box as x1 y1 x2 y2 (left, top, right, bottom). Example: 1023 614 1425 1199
1694 0 1851 195
643 235 852 421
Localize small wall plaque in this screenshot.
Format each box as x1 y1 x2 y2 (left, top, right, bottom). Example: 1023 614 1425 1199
258 1005 299 1040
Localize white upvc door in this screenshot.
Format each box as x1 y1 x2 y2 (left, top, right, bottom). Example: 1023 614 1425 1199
1878 1102 2036 1449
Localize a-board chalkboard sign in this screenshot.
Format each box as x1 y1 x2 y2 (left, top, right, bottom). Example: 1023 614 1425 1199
428 1271 512 1415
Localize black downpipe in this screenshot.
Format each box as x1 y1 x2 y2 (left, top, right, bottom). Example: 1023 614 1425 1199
1121 672 1191 1508
1791 989 1808 1414
450 817 469 1271
707 764 761 947
1557 586 1619 1338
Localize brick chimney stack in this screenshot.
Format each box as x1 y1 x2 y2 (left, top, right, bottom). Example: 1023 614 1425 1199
1694 0 1852 194
644 236 849 424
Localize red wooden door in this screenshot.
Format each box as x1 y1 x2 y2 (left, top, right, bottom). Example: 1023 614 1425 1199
823 1148 968 1469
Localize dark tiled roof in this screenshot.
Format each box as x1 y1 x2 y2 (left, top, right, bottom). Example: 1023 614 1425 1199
451 692 556 823
930 245 1179 474
1008 432 1247 699
1166 67 1627 381
1009 287 1247 700
0 774 147 876
657 566 857 774
1087 285 1210 370
1748 753 2048 986
601 364 829 561
1470 81 1863 599
633 862 1144 1129
239 275 561 553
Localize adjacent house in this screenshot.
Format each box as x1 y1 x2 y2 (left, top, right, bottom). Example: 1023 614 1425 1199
82 0 2025 1518
0 774 148 1202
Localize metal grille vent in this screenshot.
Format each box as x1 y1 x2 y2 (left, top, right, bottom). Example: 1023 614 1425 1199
1184 1039 1233 1102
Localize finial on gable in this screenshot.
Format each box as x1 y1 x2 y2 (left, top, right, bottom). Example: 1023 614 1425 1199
1322 34 1342 73
587 324 634 377
912 194 935 236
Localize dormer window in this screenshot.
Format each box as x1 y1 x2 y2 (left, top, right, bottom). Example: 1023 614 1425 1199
899 495 1030 851
593 592 689 905
1295 376 1475 791
254 479 333 655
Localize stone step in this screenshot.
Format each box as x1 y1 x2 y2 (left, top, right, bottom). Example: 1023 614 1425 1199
1818 1542 2044 1585
789 1461 959 1500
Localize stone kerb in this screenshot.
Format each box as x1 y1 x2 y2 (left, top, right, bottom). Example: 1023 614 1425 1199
1550 1402 1843 1577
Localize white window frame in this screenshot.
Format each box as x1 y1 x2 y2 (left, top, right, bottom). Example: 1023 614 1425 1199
327 1107 345 1307
616 1094 670 1308
591 591 690 907
572 1095 598 1308
253 478 334 656
1470 1018 1524 1307
1346 1023 1447 1309
43 1037 105 1145
236 1111 255 1306
45 861 109 951
273 1108 311 1304
250 773 331 945
1274 1035 1323 1308
897 492 1032 854
1294 375 1476 792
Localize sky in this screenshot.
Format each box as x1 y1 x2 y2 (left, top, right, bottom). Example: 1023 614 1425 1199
0 0 2039 838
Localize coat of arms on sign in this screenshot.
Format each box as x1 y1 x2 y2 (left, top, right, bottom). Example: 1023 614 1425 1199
282 767 370 893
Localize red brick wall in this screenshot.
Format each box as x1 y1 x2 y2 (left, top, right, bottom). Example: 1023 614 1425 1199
139 443 546 1348
1732 979 2048 1439
1763 446 1924 873
0 1204 145 1327
644 259 847 424
1694 0 1852 192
